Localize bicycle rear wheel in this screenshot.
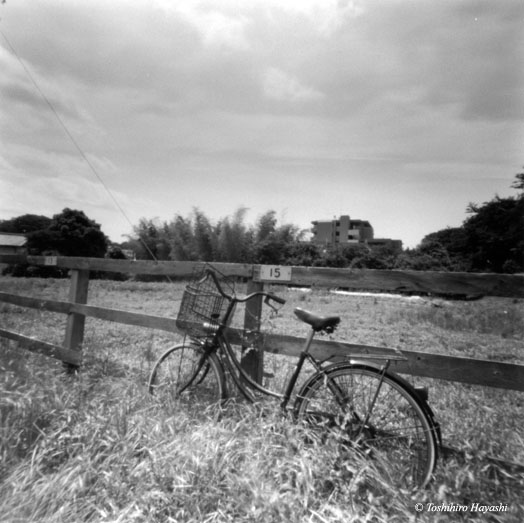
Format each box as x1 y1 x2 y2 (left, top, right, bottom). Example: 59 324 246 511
148 342 226 404
294 364 438 490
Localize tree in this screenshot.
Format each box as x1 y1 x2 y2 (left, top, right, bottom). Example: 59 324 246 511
315 244 353 268
106 245 127 260
192 209 215 261
2 209 107 277
253 218 302 265
166 208 307 264
463 196 524 273
404 173 524 273
28 208 107 258
350 244 401 270
168 215 196 261
511 169 524 193
414 228 470 271
0 214 51 233
285 242 321 267
216 207 251 262
255 211 278 243
131 218 170 260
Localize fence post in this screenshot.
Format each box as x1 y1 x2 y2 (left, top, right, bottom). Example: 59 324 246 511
241 279 264 383
63 268 90 372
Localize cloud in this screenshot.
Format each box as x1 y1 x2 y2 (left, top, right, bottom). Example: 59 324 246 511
172 3 251 50
281 0 364 36
0 46 98 159
263 68 324 103
368 0 524 123
0 144 139 240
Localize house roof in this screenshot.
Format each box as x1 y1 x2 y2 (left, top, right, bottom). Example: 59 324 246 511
0 233 27 247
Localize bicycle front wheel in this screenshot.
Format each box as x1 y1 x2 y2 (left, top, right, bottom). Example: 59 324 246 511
148 342 226 404
294 364 437 490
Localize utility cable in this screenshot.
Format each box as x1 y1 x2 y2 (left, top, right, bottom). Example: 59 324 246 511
1 27 173 281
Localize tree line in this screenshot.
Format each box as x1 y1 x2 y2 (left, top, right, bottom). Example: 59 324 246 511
1 173 523 276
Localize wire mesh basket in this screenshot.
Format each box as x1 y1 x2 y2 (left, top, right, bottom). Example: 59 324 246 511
176 265 235 338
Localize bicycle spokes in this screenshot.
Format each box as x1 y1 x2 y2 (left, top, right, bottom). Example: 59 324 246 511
295 365 437 489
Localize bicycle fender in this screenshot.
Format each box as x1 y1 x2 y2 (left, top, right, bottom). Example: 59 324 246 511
331 359 435 405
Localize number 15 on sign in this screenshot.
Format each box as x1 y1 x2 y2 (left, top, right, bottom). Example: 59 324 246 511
259 265 292 282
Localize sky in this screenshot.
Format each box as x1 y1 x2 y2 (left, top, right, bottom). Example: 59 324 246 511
0 0 522 249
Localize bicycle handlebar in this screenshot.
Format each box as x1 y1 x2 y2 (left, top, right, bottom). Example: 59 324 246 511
201 268 286 306
265 293 286 305
200 269 233 300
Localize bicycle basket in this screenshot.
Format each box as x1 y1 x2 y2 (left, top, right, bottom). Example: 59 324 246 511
176 265 235 337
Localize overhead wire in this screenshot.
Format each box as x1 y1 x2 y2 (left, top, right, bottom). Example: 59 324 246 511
1 26 173 282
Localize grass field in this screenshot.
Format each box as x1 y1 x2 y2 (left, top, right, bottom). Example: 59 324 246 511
1 276 523 522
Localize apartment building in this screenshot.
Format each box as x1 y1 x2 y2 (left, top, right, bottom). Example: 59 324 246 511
311 215 402 250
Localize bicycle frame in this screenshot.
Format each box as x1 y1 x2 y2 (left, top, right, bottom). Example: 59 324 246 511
198 316 396 418
216 328 321 407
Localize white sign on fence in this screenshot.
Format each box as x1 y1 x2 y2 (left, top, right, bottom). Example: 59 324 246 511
259 265 292 282
44 256 58 266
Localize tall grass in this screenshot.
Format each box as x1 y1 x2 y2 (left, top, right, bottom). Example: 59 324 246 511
1 277 523 522
0 348 407 523
388 297 524 340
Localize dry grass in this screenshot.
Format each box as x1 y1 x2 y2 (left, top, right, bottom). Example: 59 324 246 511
1 276 523 522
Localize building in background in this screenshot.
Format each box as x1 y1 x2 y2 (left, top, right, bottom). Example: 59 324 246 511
0 233 27 255
311 215 402 250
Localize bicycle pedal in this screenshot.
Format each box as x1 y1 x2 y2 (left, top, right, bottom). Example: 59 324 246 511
263 372 275 378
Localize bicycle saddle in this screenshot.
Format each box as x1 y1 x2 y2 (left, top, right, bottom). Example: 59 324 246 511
294 308 341 333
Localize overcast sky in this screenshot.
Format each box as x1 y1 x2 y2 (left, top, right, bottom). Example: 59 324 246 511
1 0 522 248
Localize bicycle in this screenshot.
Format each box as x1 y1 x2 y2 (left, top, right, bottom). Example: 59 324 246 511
148 265 441 490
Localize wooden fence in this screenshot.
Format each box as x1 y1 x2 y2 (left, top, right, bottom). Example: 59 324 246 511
1 254 523 393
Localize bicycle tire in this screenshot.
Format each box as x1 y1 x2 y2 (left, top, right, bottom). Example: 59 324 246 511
148 342 226 403
294 363 438 490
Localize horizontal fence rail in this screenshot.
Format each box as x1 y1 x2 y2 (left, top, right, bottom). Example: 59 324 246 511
257 334 524 392
0 328 81 365
0 292 180 333
0 255 254 278
254 265 524 299
2 254 523 297
1 288 523 391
